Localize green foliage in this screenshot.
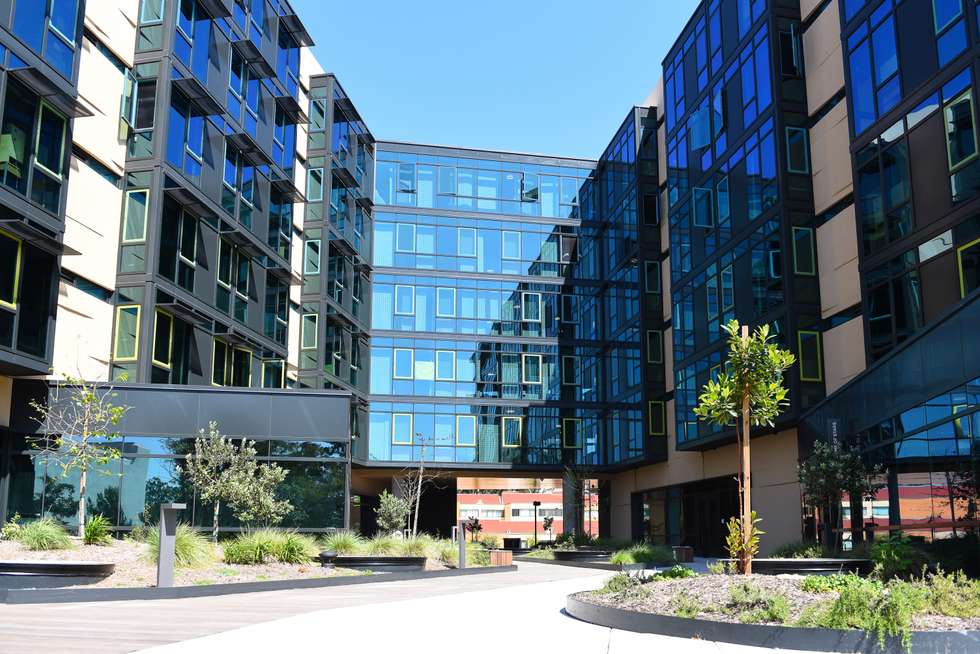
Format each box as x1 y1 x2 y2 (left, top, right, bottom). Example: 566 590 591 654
83 514 112 546
671 590 702 618
465 541 490 567
185 423 293 541
726 582 789 624
1 512 21 541
598 572 643 594
366 535 398 555
523 548 555 560
13 518 72 551
872 535 930 579
693 321 794 430
321 530 363 555
926 570 980 617
725 511 763 566
706 560 726 575
435 540 458 567
801 573 881 595
542 516 554 534
126 525 150 543
480 534 502 549
399 535 431 557
222 529 318 565
772 540 825 559
610 543 675 565
657 564 697 579
464 516 483 541
148 523 214 568
375 490 409 535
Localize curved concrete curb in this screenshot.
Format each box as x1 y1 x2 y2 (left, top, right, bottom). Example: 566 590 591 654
0 564 517 605
0 560 116 576
565 594 980 653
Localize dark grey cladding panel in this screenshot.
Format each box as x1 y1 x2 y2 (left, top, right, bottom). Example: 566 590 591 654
84 386 349 442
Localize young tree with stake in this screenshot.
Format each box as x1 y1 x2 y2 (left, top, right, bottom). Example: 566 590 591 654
694 321 794 574
30 375 130 539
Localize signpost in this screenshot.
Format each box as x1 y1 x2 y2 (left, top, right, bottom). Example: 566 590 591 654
156 503 186 588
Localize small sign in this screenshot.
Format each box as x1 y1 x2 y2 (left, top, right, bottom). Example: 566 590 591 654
827 418 842 450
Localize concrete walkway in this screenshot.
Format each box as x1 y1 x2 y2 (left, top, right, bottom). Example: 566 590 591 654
2 562 829 654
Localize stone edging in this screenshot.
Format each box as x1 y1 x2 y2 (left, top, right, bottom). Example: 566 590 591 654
565 594 980 653
0 560 116 576
0 564 518 605
514 556 621 571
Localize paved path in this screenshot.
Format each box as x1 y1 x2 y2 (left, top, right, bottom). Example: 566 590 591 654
3 563 829 654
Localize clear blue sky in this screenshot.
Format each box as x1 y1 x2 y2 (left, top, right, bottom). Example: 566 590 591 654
292 0 700 160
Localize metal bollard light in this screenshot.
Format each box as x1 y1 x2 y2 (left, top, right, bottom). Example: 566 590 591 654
157 503 187 588
458 519 466 569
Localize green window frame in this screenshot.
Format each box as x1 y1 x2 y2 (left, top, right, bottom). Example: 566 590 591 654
151 308 173 369
944 90 978 172
300 314 318 350
0 229 22 310
33 101 67 181
648 400 665 436
501 416 522 448
304 239 320 274
113 304 141 361
456 415 477 446
122 190 149 243
562 418 582 449
392 413 413 445
792 226 816 276
956 235 980 297
798 330 824 382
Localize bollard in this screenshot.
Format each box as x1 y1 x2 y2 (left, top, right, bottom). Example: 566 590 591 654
458 519 466 569
157 503 186 588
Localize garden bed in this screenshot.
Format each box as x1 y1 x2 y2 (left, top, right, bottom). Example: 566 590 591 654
0 538 360 589
570 569 980 653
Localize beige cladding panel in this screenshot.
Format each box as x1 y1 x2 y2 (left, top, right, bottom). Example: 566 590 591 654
809 100 852 215
803 0 845 114
290 232 303 305
657 123 667 182
823 316 867 394
287 305 300 372
299 47 326 90
52 282 113 381
800 0 824 21
84 0 138 67
64 156 123 290
74 38 127 175
817 204 861 318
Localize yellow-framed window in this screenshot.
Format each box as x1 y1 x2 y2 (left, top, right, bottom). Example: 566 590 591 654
956 235 980 298
0 229 22 310
797 330 823 382
646 330 663 364
151 308 173 369
212 337 229 386
113 304 141 361
648 401 665 436
392 413 413 445
231 347 252 387
563 418 582 449
502 415 522 448
456 415 477 446
261 359 285 388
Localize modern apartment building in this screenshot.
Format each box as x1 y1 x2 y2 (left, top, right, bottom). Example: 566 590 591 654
0 0 977 556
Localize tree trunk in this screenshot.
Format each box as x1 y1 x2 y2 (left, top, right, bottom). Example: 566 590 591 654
740 324 752 575
212 500 220 543
78 469 87 539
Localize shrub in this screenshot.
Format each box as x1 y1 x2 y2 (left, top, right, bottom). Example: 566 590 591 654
726 582 789 624
321 530 362 555
223 529 317 565
925 570 980 618
598 572 643 594
127 525 150 543
148 524 214 567
706 560 726 575
772 540 824 559
83 515 112 546
15 518 72 551
375 490 409 535
480 534 502 549
399 535 430 557
465 541 490 567
872 535 930 579
610 543 674 566
523 548 555 560
1 512 22 541
671 590 702 618
801 573 881 595
365 535 398 555
435 540 458 567
656 564 696 580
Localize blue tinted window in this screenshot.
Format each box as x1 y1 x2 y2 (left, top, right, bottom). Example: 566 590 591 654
933 0 962 32
871 18 897 85
12 0 45 51
937 19 967 67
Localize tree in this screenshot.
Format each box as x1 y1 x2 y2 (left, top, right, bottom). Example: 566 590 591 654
563 462 597 537
694 320 795 574
799 440 883 551
398 435 445 537
375 489 410 535
542 516 554 541
30 375 130 538
464 516 483 542
185 422 292 542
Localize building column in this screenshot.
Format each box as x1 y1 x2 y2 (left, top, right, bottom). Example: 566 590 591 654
562 470 583 536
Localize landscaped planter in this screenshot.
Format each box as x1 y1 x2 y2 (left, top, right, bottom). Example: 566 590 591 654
552 549 612 561
317 552 426 571
718 558 872 576
566 594 980 653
